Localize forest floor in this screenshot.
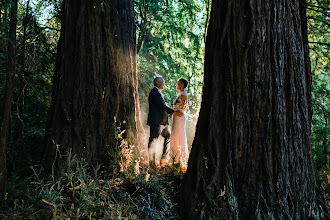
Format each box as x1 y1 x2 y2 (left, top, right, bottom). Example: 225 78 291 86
0 160 185 220
1 155 329 219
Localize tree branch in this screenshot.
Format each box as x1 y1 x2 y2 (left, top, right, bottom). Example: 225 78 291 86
307 16 330 27
308 41 330 47
40 26 61 32
307 7 330 18
307 3 330 11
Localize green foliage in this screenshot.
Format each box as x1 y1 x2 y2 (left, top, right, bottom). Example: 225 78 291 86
0 0 329 217
0 0 59 176
0 151 184 219
307 0 330 198
307 0 330 166
135 0 207 117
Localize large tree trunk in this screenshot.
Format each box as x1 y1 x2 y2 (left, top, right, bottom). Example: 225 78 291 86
183 0 329 219
0 0 17 201
43 0 147 170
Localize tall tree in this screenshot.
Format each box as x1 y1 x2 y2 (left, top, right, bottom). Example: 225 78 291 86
307 0 330 173
17 0 30 136
135 0 205 115
43 0 147 170
0 0 17 201
183 0 329 219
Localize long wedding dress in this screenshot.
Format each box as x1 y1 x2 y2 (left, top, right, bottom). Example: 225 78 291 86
170 91 189 167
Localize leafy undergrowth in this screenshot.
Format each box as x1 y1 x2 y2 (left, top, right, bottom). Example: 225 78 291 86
0 153 185 219
0 124 188 219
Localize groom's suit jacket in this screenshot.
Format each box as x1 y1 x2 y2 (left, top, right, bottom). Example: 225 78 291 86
147 87 174 126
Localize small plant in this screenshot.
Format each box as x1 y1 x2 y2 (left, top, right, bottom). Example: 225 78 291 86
1 137 184 219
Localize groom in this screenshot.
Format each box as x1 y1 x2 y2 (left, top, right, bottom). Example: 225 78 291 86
147 77 183 168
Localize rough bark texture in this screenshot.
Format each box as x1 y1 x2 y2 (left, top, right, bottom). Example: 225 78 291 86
183 0 329 219
43 0 147 170
0 0 17 201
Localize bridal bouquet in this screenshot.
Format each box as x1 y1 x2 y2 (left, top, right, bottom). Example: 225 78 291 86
174 98 187 110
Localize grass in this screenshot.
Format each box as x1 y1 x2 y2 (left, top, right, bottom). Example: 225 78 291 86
2 125 328 219
0 137 185 219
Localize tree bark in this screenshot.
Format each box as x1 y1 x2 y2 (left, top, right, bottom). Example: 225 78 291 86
183 0 329 219
43 0 147 170
0 0 17 201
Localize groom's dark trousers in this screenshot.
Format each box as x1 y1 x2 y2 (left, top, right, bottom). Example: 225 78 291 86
147 87 174 164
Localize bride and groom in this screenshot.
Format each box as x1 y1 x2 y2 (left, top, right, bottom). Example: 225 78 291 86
147 77 189 170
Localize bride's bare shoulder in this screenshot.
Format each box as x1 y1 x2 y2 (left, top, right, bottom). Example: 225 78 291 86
180 91 188 99
180 91 188 97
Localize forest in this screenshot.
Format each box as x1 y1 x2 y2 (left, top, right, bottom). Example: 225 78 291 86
0 0 329 219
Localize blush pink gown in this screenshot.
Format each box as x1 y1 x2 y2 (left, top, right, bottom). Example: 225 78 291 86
170 91 189 167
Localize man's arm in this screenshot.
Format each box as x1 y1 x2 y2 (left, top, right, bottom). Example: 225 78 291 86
150 90 174 114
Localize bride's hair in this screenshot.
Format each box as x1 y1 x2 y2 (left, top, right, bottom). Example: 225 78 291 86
179 78 189 88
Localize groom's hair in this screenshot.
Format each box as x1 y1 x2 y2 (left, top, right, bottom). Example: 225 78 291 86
179 78 189 88
154 77 163 86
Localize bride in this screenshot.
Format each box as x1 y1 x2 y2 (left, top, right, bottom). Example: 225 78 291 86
170 78 189 170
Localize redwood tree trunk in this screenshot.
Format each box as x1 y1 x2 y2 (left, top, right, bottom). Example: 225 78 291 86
183 0 329 219
43 0 147 170
0 0 17 201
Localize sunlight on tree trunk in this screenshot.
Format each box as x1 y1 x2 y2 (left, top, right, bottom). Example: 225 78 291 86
43 0 147 171
183 0 329 218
